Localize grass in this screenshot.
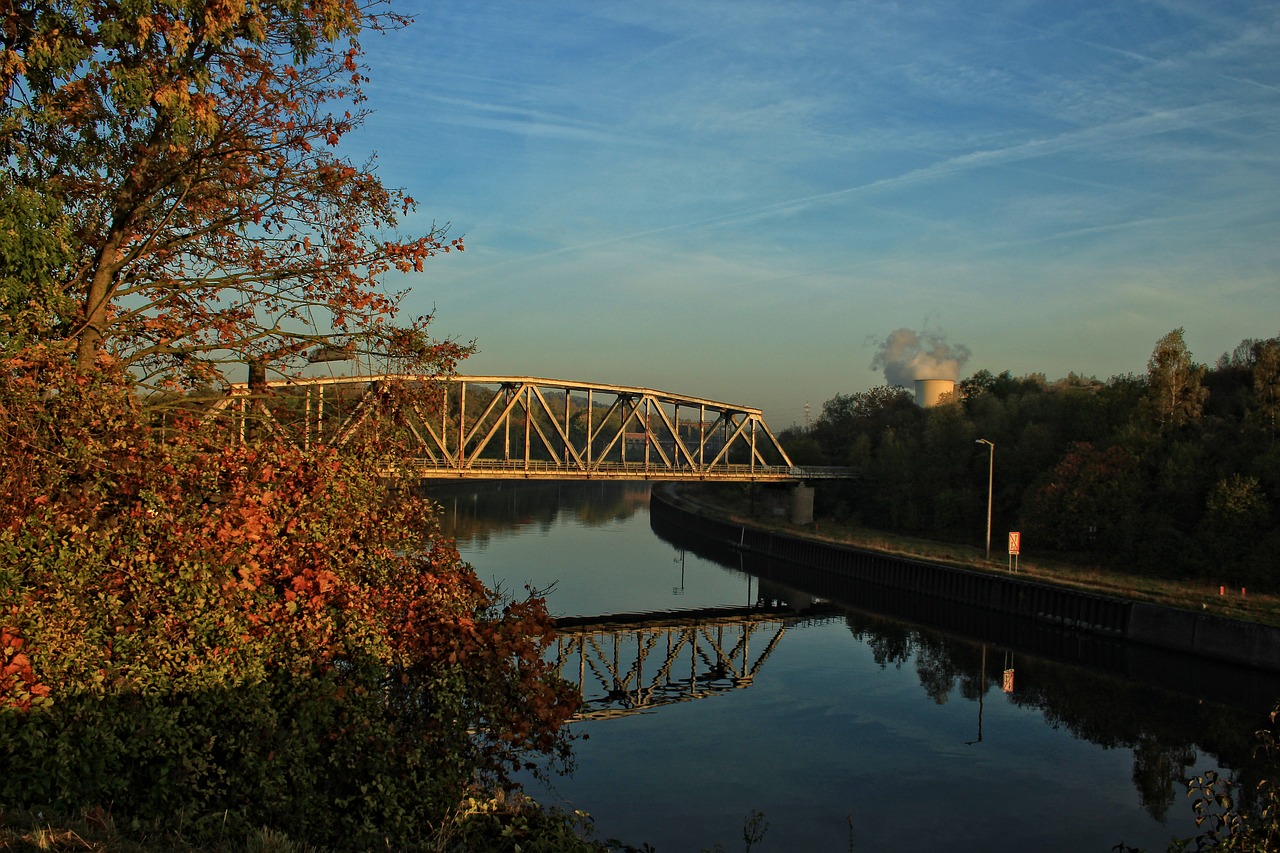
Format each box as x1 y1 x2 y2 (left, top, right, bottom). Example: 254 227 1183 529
0 810 320 853
664 484 1280 629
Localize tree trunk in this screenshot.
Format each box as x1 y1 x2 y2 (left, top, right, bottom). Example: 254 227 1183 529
74 231 126 369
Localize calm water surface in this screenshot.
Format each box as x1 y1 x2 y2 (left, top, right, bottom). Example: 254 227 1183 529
437 482 1279 853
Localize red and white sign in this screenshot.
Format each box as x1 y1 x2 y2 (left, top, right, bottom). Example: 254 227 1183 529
1008 532 1021 555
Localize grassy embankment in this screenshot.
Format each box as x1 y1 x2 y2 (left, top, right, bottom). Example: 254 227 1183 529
664 483 1280 629
0 816 314 853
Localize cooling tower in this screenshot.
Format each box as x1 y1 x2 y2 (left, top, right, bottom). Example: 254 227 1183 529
914 379 955 408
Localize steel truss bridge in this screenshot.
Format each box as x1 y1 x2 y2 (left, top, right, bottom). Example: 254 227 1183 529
206 374 854 483
553 605 836 721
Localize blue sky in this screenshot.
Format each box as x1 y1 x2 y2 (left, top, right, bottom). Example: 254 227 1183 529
344 1 1280 425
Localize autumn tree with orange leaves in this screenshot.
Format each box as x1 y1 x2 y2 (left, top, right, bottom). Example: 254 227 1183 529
0 352 585 849
0 3 616 849
1 0 469 388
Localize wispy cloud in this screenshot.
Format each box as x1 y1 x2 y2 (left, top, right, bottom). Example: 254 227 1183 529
412 93 666 147
360 0 1280 414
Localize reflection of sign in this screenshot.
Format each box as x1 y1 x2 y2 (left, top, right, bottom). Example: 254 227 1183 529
1008 532 1021 555
1002 669 1015 693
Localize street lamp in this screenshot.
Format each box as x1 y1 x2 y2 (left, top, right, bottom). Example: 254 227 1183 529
975 439 994 560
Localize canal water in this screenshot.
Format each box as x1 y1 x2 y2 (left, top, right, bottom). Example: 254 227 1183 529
436 481 1279 853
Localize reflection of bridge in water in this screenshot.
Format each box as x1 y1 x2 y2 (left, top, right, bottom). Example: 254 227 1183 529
207 374 854 484
554 602 839 720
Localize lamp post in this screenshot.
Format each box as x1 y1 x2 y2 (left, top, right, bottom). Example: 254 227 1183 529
975 438 994 560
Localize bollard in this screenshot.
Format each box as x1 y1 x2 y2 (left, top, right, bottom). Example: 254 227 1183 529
1220 585 1225 596
1242 588 1247 598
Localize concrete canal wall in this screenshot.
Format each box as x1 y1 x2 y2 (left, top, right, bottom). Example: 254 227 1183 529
1126 604 1280 672
651 490 1280 673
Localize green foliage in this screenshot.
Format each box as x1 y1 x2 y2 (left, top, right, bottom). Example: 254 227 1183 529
0 350 580 851
809 385 919 465
1023 442 1141 554
777 428 824 466
1202 475 1270 569
3 0 470 386
1146 328 1208 431
806 328 1280 587
0 3 591 847
1249 340 1280 434
0 187 76 349
959 368 1045 402
0 795 638 852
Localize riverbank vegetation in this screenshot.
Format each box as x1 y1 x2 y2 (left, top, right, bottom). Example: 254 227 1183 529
0 2 630 849
0 352 597 850
772 329 1280 600
668 483 1280 628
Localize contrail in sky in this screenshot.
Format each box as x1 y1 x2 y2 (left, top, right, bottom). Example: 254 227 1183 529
541 103 1248 252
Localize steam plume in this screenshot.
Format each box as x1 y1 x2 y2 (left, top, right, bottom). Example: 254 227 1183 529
870 328 972 386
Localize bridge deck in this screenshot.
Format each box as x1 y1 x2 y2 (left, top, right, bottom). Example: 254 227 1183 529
411 459 854 482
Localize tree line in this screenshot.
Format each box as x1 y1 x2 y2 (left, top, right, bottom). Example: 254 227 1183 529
782 329 1280 590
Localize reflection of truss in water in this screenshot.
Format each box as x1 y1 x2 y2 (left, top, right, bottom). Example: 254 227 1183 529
553 605 835 720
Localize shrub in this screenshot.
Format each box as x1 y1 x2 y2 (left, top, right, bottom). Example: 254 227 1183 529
0 349 579 850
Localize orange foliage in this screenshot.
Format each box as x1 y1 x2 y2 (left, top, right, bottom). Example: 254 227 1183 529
0 628 51 713
2 1 470 387
0 349 577 774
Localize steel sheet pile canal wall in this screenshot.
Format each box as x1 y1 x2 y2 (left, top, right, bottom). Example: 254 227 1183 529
652 490 1280 672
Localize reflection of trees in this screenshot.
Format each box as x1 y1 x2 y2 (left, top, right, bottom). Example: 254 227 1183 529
956 659 987 703
840 607 1272 822
1008 660 1264 823
1132 734 1197 821
650 494 1279 820
432 481 653 545
857 618 912 670
914 638 956 706
650 490 1280 826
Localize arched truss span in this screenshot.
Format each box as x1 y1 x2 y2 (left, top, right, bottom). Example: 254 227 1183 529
207 374 855 483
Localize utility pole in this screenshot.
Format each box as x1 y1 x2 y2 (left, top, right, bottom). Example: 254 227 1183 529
975 438 994 560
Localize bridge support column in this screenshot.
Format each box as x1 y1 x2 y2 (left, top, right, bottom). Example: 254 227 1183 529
790 484 815 525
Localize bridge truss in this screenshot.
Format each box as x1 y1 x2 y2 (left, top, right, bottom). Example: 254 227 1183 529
552 607 797 721
205 374 853 483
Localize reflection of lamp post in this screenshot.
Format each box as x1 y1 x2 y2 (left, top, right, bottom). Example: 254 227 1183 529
975 439 994 560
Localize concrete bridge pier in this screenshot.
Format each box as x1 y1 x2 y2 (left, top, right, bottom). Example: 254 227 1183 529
790 484 815 525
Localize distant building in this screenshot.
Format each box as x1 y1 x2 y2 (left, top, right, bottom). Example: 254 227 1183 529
914 379 955 408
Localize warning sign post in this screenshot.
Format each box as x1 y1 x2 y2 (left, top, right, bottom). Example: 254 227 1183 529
1008 532 1021 573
